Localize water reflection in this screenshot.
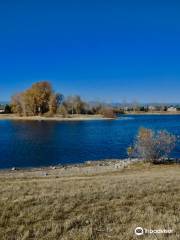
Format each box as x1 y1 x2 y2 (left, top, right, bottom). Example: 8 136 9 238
0 115 180 168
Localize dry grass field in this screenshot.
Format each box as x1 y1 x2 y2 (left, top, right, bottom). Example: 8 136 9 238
0 163 179 240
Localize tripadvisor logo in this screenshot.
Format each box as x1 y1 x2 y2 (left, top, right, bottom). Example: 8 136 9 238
135 227 173 236
135 227 144 236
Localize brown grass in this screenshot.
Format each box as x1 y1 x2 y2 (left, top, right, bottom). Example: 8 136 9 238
0 163 179 240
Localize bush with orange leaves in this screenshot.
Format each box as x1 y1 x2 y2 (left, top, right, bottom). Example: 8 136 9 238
128 128 176 163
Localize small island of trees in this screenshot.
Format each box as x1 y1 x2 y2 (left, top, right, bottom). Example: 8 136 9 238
8 81 116 119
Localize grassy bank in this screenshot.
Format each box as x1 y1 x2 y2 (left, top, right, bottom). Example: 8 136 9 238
0 163 179 240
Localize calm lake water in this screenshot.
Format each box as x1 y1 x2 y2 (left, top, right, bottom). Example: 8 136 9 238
0 115 180 169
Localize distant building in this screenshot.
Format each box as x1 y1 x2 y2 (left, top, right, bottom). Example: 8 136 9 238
0 105 5 113
124 106 129 111
167 107 177 112
148 106 156 111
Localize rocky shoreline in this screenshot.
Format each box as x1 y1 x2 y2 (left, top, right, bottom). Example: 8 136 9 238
0 159 140 179
0 158 179 179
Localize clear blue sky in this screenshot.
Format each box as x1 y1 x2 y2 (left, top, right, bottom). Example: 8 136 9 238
0 0 180 103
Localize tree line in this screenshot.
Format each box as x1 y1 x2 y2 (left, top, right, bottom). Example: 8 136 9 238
8 81 115 118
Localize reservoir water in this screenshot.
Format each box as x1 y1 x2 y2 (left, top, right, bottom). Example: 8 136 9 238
0 114 180 169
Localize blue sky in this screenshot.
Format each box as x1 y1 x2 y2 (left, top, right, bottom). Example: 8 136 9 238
0 0 180 103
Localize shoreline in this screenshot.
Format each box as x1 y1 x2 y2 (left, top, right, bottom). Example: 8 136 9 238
124 111 180 115
0 159 139 178
0 158 179 178
0 114 115 121
1 112 180 122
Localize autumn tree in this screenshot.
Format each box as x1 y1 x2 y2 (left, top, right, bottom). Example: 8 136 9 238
31 81 53 114
11 81 55 116
90 103 101 114
11 93 25 116
73 96 85 114
23 88 37 115
49 93 64 114
64 95 85 114
128 128 176 163
99 105 116 118
57 104 68 117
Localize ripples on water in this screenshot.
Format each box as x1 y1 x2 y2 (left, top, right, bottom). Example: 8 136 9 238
0 114 180 168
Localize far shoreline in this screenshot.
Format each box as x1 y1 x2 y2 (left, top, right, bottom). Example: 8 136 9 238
1 112 180 122
0 114 115 121
124 111 180 115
